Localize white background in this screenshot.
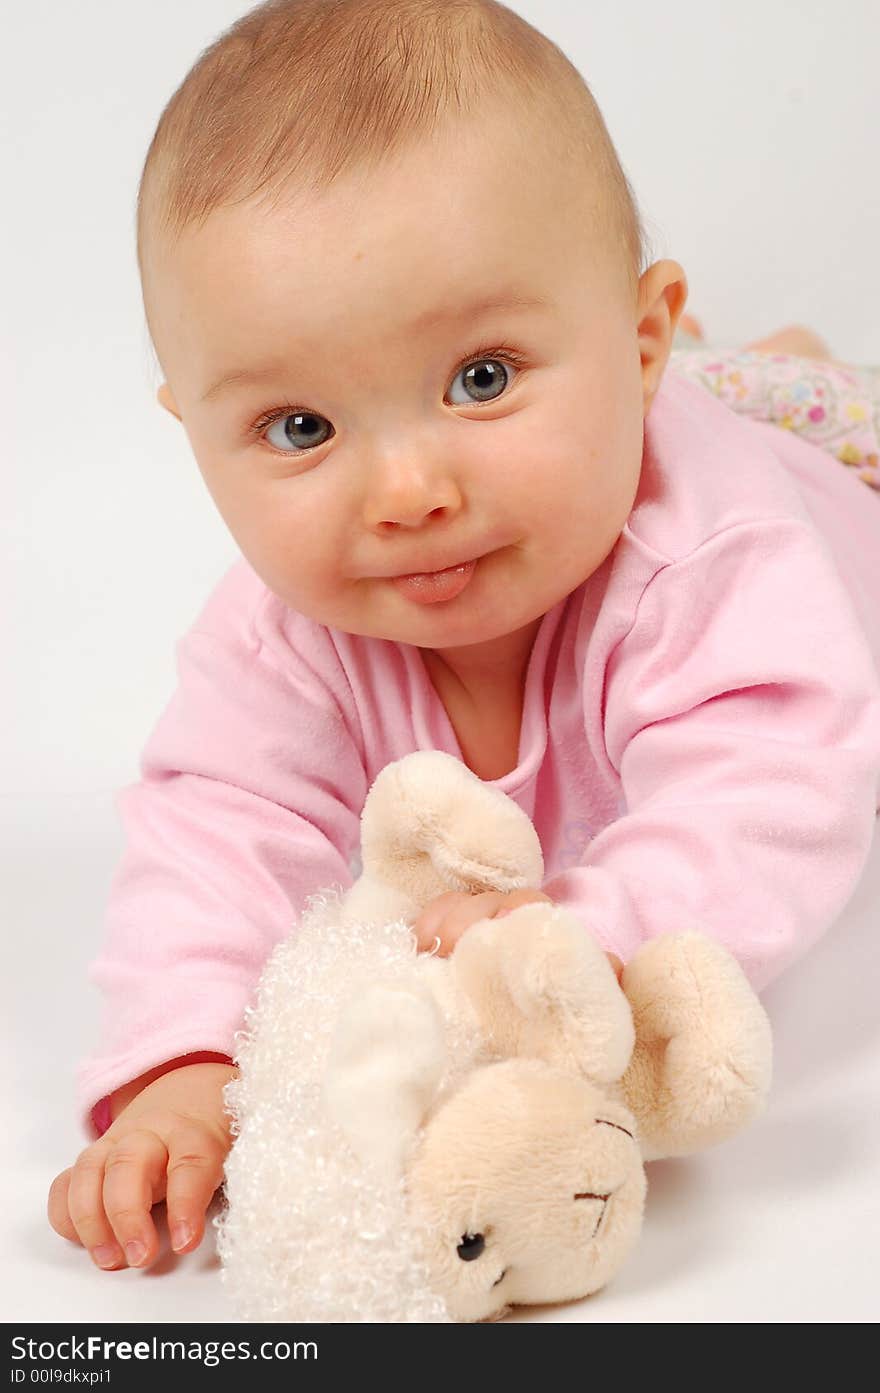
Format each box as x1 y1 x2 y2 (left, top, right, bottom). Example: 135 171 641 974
3 0 879 1323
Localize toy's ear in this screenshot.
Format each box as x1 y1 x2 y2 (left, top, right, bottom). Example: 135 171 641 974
323 981 447 1175
352 751 545 912
619 932 773 1161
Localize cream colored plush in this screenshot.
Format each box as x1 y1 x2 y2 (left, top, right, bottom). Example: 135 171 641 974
215 750 772 1322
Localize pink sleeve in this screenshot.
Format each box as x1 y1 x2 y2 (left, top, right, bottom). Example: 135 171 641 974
92 1096 111 1139
76 616 367 1141
542 519 880 993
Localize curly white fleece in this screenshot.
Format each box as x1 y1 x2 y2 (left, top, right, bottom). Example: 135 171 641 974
213 887 473 1323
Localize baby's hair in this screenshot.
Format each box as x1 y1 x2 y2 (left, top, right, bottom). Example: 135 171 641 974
136 0 648 345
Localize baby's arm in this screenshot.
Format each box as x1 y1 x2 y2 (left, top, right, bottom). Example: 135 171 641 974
543 518 880 992
53 563 368 1268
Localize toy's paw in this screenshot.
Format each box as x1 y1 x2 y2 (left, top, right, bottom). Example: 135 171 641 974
323 981 447 1173
453 903 634 1084
620 932 773 1161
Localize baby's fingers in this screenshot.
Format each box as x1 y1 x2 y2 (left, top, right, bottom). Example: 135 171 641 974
61 1139 152 1270
62 1147 121 1267
47 1168 82 1244
164 1122 228 1255
607 952 624 982
100 1129 169 1268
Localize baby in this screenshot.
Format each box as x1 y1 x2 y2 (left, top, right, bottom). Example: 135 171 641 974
48 0 880 1277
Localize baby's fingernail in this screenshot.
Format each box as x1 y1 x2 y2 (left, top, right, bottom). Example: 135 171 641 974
92 1244 122 1269
124 1240 147 1266
171 1222 193 1252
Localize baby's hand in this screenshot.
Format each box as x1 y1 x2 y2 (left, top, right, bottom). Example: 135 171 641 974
411 888 624 980
412 887 552 955
47 1060 238 1272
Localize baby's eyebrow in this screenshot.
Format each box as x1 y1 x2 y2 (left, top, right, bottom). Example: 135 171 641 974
406 291 551 335
201 362 292 404
199 292 552 403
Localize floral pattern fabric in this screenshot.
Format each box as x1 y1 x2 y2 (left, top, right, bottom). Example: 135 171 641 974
669 339 880 493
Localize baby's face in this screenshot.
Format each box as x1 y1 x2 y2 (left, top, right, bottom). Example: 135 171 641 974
151 104 681 665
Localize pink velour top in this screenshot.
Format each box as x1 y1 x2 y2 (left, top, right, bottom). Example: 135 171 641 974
78 368 880 1140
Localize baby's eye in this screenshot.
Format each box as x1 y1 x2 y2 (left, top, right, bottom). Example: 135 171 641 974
251 345 524 455
260 409 334 454
446 352 520 407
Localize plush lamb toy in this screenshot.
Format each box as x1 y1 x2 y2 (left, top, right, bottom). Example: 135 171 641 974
214 750 772 1323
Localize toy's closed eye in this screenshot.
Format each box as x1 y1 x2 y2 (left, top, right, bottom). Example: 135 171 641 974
595 1117 633 1138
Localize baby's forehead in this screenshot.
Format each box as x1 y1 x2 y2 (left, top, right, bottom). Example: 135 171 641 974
176 97 595 253
144 130 622 373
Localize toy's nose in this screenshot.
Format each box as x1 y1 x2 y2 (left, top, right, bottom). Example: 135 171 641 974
574 1188 616 1240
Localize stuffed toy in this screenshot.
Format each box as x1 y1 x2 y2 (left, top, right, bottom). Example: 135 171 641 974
214 750 772 1322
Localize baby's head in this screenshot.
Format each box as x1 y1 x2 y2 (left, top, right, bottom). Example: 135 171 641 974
138 0 686 674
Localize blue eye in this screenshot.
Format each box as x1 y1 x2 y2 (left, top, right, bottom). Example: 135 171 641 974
259 409 334 454
447 354 517 406
248 342 526 455
445 341 526 406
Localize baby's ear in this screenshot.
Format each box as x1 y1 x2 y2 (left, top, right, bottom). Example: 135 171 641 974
323 982 447 1175
157 382 182 420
